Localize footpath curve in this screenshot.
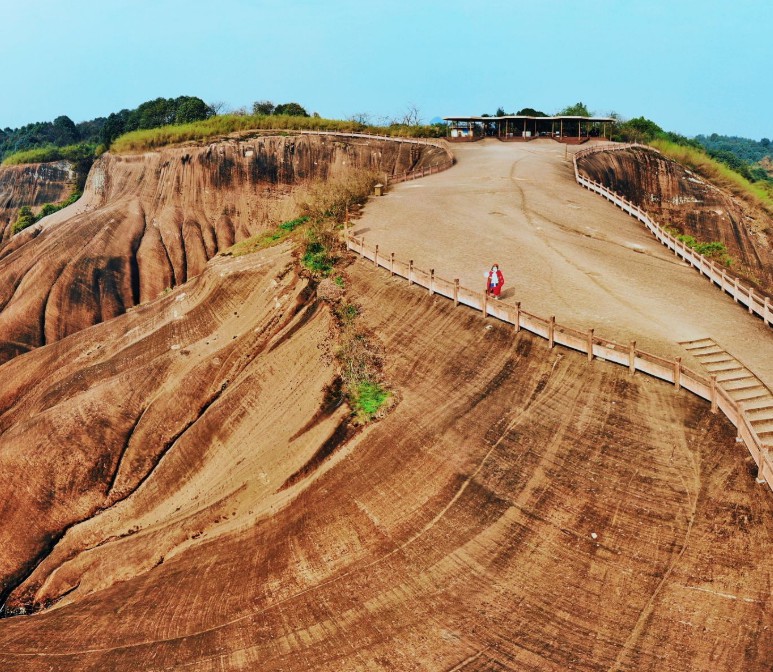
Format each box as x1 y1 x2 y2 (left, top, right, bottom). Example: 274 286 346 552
349 139 773 492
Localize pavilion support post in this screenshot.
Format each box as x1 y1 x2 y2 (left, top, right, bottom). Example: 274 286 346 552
548 316 555 348
710 375 718 414
748 287 755 314
429 269 434 296
482 292 488 318
390 252 395 276
515 302 521 333
629 341 636 374
765 297 770 326
453 279 459 306
408 260 413 285
374 244 379 268
587 329 594 362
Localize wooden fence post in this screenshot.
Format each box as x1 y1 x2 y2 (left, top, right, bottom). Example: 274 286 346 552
587 329 594 362
429 269 434 296
548 316 555 349
748 287 754 314
710 375 718 414
374 244 379 268
515 302 521 333
629 341 636 375
674 357 682 391
408 260 413 285
453 279 459 306
390 252 395 276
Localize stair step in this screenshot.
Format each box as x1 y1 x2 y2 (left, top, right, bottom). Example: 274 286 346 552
706 362 745 373
739 397 773 411
723 380 766 392
696 354 734 365
732 388 771 402
747 407 773 421
682 340 717 351
717 371 757 387
689 346 724 356
750 419 773 434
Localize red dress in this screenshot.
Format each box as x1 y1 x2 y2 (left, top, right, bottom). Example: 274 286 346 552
487 269 504 296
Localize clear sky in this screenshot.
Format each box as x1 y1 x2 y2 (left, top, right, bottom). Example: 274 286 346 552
1 0 770 140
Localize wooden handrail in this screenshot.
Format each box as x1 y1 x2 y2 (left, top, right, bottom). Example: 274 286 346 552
346 234 772 492
573 144 772 326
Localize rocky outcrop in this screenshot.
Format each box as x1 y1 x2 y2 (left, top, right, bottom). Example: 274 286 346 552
0 161 74 242
0 257 770 671
577 146 773 292
0 135 449 364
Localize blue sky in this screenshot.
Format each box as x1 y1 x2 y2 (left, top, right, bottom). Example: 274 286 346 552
1 0 770 139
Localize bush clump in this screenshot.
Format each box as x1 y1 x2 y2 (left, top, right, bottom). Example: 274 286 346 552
11 189 82 234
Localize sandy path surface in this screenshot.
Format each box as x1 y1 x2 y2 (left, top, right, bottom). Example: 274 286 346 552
352 139 773 389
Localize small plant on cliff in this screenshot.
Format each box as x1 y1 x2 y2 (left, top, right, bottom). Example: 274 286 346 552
12 206 36 234
223 216 309 257
332 301 391 423
11 188 82 234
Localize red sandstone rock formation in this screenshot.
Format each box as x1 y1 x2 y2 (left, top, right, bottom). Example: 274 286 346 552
0 255 770 671
0 135 448 363
0 161 75 242
0 138 769 671
577 146 773 292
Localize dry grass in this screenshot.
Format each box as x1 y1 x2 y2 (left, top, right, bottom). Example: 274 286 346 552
651 139 773 214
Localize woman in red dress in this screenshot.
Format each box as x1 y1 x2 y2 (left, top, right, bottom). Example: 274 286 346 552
486 263 504 299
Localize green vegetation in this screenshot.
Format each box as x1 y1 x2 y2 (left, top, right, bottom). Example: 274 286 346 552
333 302 391 424
11 188 82 234
664 226 733 266
2 142 97 166
110 114 446 154
351 381 390 421
99 96 214 146
223 216 309 257
651 139 773 213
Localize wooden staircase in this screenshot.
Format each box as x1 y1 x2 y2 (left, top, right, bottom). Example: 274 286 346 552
680 337 773 449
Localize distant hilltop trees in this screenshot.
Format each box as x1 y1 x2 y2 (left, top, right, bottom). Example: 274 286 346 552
99 96 214 147
0 95 214 162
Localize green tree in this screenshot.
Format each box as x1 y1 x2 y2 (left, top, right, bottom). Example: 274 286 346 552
558 102 591 116
516 107 547 117
274 102 309 117
174 97 211 124
252 100 275 115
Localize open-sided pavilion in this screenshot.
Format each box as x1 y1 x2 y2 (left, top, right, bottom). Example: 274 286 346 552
443 115 616 143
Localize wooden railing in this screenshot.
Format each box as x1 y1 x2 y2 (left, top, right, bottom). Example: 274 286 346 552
573 144 772 327
345 232 773 491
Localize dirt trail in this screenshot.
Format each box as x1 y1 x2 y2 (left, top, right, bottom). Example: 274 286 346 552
353 139 773 389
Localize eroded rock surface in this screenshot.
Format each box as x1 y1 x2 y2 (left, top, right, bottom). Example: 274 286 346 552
0 135 448 364
0 259 770 671
0 161 75 242
577 146 773 292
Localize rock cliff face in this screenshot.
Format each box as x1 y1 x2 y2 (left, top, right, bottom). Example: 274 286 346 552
577 147 773 292
0 161 74 242
0 135 448 364
0 256 770 671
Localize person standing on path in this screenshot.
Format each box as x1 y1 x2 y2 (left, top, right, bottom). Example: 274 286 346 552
486 263 505 299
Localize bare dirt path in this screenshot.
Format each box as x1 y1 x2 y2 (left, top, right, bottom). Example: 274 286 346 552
352 139 773 389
